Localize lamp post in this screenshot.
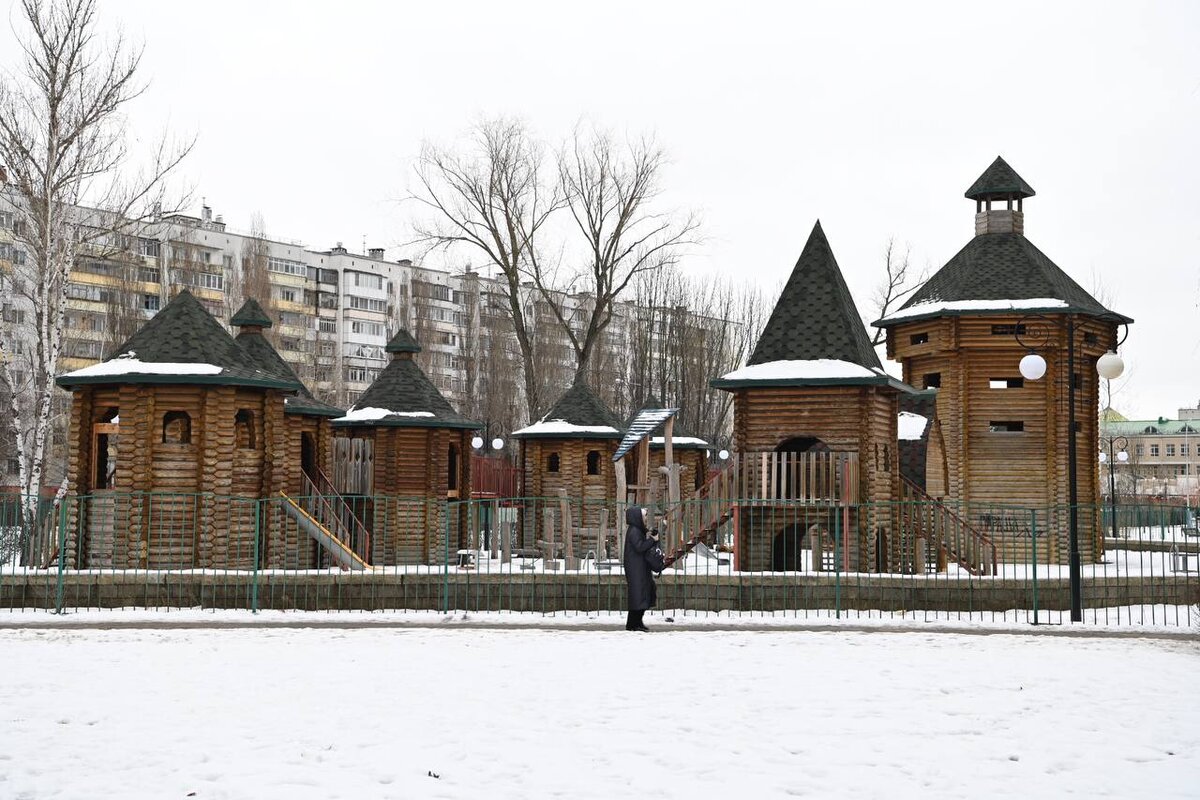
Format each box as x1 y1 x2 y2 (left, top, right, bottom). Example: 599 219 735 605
1016 314 1128 622
1098 435 1129 541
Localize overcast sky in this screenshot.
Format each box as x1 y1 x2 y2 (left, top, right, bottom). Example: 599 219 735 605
3 0 1197 419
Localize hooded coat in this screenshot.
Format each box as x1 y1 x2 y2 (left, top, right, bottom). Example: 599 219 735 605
623 506 659 611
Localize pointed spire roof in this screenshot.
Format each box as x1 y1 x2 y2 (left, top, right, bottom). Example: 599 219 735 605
233 320 343 417
333 335 478 429
385 329 421 354
512 378 625 439
57 290 301 389
965 156 1035 201
230 298 274 328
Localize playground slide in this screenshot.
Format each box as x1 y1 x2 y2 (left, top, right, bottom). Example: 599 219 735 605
279 492 369 571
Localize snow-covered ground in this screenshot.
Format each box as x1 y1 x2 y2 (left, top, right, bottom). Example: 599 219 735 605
1 625 1196 799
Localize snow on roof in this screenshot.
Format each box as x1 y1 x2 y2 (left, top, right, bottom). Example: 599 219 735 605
650 436 710 447
898 411 929 441
512 419 621 436
62 353 224 378
334 406 436 423
718 359 883 382
879 297 1069 323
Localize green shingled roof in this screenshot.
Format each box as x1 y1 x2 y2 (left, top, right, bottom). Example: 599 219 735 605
229 298 274 328
513 379 625 439
385 330 421 353
747 221 882 371
232 320 343 418
335 346 479 429
877 233 1131 326
965 156 1036 201
56 290 301 390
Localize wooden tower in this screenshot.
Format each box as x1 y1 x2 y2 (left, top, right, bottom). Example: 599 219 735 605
712 221 909 572
875 157 1132 563
56 290 308 569
331 329 481 565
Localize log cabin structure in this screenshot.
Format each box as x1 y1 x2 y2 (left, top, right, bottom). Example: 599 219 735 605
512 379 624 547
712 221 909 572
875 157 1132 563
331 330 481 566
55 290 343 569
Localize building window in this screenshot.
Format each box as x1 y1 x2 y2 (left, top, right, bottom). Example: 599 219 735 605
350 320 385 337
586 450 601 475
319 319 337 334
1166 444 1176 457
277 287 298 303
988 421 1024 433
547 452 560 473
138 238 160 257
268 257 306 277
234 410 255 449
1150 444 1159 457
909 332 929 345
1182 444 1191 457
447 443 459 492
1136 444 1144 457
352 272 383 290
162 411 192 444
347 296 387 313
923 373 941 389
143 294 160 311
6 458 18 475
988 377 1024 389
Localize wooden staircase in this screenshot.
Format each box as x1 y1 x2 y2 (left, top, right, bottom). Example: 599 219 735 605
899 478 997 576
296 469 373 567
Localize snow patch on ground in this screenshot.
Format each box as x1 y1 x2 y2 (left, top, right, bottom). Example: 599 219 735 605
0 626 1196 799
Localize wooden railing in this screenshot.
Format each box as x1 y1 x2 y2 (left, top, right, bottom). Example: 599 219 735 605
900 479 997 576
300 470 372 564
721 451 859 505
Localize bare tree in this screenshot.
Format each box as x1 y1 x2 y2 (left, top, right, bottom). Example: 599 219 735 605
0 0 192 519
233 213 273 325
869 237 925 346
410 119 562 421
532 126 700 384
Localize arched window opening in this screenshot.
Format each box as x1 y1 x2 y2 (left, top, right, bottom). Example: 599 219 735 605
92 407 120 489
547 452 560 473
586 450 601 476
162 411 192 444
235 409 255 449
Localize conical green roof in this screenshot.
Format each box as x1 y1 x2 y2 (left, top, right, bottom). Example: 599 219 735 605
230 298 274 328
748 221 881 370
965 156 1035 201
334 341 478 429
513 378 625 439
385 329 421 353
234 329 343 417
57 290 300 389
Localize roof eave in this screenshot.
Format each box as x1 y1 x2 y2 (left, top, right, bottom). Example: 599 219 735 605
511 431 624 441
56 373 301 390
710 375 912 391
332 417 482 430
874 306 1135 328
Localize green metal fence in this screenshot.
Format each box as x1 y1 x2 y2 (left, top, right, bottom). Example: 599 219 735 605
0 492 1196 625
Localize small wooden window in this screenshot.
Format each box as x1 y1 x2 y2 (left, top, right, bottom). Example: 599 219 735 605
988 377 1024 389
586 450 601 475
923 373 941 389
547 452 560 473
909 332 929 345
447 443 459 492
162 411 192 444
990 324 1027 336
234 409 255 449
988 421 1024 433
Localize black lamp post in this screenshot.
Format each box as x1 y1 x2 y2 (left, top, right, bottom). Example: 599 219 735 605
1099 434 1129 542
1016 314 1128 623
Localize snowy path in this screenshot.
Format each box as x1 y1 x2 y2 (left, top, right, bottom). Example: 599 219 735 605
1 628 1197 799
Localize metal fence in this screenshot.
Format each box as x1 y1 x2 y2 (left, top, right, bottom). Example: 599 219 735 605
0 492 1196 625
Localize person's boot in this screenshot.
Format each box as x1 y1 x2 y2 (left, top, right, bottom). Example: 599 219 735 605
632 610 649 632
625 611 637 631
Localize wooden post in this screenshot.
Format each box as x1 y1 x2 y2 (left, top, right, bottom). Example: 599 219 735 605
501 512 511 564
557 489 578 570
636 438 650 504
614 457 627 558
598 507 609 560
542 507 558 570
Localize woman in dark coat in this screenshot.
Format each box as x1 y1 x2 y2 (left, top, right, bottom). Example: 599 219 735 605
623 506 661 631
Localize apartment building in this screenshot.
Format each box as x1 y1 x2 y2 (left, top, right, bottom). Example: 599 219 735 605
1 197 739 487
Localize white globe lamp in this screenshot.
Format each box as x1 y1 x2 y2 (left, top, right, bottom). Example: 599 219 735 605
1096 351 1125 381
1098 452 1107 463
718 449 730 461
471 436 484 450
1019 353 1047 381
1117 450 1129 463
491 437 504 451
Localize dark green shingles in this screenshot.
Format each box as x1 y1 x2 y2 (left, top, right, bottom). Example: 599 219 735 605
515 379 624 438
234 332 343 417
385 330 421 353
229 298 274 328
748 221 882 370
340 355 479 429
57 290 299 389
964 156 1036 200
881 233 1129 325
